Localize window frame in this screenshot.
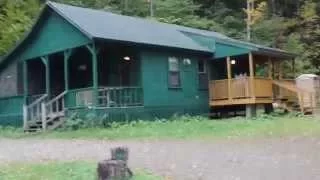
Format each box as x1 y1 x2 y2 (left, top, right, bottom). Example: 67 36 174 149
198 59 209 90
168 56 181 89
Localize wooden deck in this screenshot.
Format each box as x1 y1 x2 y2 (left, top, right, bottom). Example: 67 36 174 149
209 77 273 106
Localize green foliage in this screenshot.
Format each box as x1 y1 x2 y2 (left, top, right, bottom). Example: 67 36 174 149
0 0 40 56
62 112 107 130
39 115 320 140
299 0 320 74
0 161 162 180
0 115 320 140
0 125 23 138
0 0 319 75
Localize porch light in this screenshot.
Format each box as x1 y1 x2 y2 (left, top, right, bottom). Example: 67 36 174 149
78 64 87 71
183 58 191 65
123 56 131 61
231 59 236 65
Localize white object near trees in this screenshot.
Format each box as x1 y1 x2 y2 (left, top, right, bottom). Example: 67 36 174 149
296 74 320 114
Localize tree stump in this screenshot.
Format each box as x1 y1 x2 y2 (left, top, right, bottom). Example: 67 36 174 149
97 147 133 180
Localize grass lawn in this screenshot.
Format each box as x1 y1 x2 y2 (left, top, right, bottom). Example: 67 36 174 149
0 161 162 180
1 114 320 140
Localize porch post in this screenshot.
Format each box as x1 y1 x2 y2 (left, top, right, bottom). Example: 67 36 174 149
249 53 255 98
268 57 272 79
292 58 296 78
226 56 232 100
23 61 28 103
247 52 256 118
64 49 73 91
41 56 50 97
86 44 99 106
279 61 283 80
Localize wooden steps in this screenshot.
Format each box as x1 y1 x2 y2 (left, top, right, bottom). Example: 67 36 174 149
24 91 67 133
272 80 318 114
24 112 65 132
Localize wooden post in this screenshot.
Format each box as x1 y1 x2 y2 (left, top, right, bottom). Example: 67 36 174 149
23 104 28 130
249 53 255 98
86 44 99 106
41 56 50 97
279 61 283 80
292 58 296 78
227 56 232 100
41 103 47 131
63 50 72 91
246 104 256 118
246 53 256 118
268 57 272 79
23 61 28 103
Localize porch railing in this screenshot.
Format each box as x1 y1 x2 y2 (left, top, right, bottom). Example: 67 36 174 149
23 94 48 129
272 80 318 112
69 87 143 108
210 77 273 100
26 94 45 105
98 87 143 107
45 91 67 117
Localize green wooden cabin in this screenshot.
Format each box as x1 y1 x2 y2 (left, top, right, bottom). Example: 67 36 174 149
0 2 296 130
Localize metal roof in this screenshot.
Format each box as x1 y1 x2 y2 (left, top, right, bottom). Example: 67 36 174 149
47 2 212 53
48 2 294 58
0 1 294 68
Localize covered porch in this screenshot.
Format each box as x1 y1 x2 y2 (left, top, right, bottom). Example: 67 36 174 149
209 52 296 114
24 41 143 110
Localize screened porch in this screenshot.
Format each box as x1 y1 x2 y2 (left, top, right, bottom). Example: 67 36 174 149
24 41 143 109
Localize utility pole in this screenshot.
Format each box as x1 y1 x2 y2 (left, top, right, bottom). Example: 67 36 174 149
246 0 254 41
148 0 154 17
124 0 129 12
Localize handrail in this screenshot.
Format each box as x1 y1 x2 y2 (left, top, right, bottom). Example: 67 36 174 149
99 86 141 90
271 79 318 113
43 91 67 131
68 87 94 93
272 80 301 93
46 91 67 105
28 94 48 109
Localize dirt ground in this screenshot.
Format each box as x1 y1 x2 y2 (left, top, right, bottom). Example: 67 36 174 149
0 137 320 180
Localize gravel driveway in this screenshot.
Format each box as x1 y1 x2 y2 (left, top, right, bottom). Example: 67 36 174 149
0 137 320 180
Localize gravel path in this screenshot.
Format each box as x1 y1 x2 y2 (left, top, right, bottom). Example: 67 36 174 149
0 137 320 180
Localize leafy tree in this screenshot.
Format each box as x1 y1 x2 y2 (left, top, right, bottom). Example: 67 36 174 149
299 0 320 74
0 0 318 75
0 0 40 56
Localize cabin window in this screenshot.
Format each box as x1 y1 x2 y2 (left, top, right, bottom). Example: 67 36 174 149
168 57 181 88
198 60 208 90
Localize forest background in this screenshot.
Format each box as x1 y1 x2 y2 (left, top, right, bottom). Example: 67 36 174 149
0 0 319 75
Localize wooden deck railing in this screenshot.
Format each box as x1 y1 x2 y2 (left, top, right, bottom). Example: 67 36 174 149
254 78 273 98
210 80 229 100
210 77 273 101
231 78 251 99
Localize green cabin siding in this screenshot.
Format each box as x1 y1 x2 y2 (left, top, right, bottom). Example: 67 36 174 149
0 61 19 97
140 50 209 117
18 9 91 61
64 49 210 122
0 96 24 126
